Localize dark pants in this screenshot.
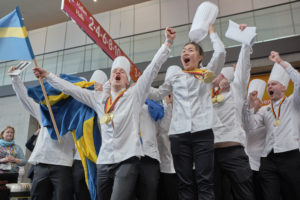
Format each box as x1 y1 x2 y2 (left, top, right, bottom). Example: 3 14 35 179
214 146 255 200
252 170 264 200
31 163 73 200
97 157 140 200
260 149 300 200
136 156 160 200
0 173 18 200
157 173 179 200
72 160 91 200
170 129 215 200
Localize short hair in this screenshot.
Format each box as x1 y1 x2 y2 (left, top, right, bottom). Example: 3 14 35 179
184 42 204 56
0 126 15 140
183 42 204 66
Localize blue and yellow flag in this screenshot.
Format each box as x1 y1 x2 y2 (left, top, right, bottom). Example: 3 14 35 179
27 74 101 200
0 6 34 61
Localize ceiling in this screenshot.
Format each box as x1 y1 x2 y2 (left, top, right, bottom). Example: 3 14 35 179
0 0 150 30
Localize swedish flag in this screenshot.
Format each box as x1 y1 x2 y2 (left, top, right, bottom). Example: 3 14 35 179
0 6 34 61
27 74 101 200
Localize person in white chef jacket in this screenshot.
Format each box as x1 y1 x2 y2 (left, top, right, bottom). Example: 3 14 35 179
32 27 176 200
135 98 162 200
148 24 225 200
157 93 178 200
8 69 75 200
243 78 267 200
244 51 300 200
211 24 255 200
72 70 107 200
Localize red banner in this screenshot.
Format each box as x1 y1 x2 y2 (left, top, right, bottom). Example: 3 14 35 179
61 0 141 81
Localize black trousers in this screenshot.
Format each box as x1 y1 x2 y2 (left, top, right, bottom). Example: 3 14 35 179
260 149 300 200
157 173 179 200
135 156 160 200
97 157 140 200
72 160 91 200
252 170 264 200
214 146 255 200
170 129 215 200
31 163 73 200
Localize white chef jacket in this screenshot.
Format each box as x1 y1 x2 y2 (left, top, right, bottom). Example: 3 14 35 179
149 33 226 135
46 44 171 164
139 104 160 162
12 76 75 166
243 63 300 157
213 44 252 146
157 103 175 173
245 126 266 171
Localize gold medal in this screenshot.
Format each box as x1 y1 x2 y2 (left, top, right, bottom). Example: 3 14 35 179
212 96 217 103
274 119 281 127
217 94 225 103
270 97 286 128
100 113 114 124
204 70 215 83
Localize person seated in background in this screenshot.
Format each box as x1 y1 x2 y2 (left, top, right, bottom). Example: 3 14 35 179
0 126 26 183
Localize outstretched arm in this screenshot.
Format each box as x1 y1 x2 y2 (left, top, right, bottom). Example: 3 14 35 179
206 24 226 76
134 27 176 105
269 51 300 105
32 68 100 111
233 24 252 98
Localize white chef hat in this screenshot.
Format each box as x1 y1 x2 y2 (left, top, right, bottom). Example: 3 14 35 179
247 79 266 101
189 1 219 43
268 63 290 88
111 56 131 82
165 65 182 81
221 67 234 82
90 70 108 85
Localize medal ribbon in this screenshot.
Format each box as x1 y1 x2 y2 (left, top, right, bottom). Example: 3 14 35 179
211 87 221 99
104 89 126 113
183 68 207 81
270 96 286 121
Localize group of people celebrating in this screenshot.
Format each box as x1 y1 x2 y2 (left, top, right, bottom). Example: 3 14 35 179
3 19 300 200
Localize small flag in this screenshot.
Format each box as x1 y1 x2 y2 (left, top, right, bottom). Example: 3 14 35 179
0 6 35 61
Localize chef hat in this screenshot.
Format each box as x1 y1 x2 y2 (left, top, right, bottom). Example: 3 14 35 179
90 70 108 85
268 63 290 88
189 1 219 43
247 79 266 101
165 65 182 81
111 56 131 82
221 67 234 82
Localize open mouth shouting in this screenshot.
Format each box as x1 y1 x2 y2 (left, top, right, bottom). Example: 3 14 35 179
115 75 121 81
184 57 190 64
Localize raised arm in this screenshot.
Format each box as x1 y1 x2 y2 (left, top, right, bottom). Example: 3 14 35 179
10 73 41 123
134 27 175 105
206 24 226 76
32 68 100 111
242 91 265 131
269 51 300 105
233 42 252 97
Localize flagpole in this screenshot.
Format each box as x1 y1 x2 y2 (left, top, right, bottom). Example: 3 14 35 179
33 59 62 144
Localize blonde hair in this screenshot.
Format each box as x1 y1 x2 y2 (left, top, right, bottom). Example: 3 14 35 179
0 126 15 140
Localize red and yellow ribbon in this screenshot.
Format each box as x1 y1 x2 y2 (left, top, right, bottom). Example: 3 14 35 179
104 89 126 113
270 96 286 121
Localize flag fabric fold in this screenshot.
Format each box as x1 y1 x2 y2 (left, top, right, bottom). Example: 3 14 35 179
0 6 35 61
27 74 101 200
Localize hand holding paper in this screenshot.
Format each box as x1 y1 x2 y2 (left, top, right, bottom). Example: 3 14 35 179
225 20 256 45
